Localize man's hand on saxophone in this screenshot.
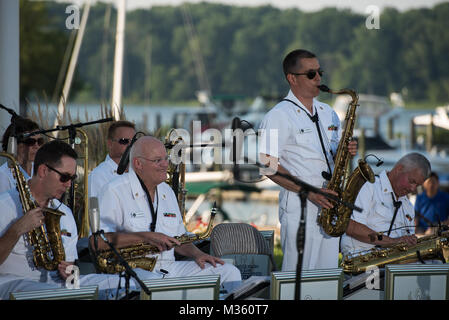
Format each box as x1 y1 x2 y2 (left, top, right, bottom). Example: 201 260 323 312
14 207 45 235
347 139 358 157
142 231 181 252
92 231 180 252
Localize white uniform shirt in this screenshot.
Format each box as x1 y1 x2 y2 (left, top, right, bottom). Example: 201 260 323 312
0 162 33 194
88 154 118 198
0 189 78 282
98 168 185 263
258 90 342 205
341 170 415 256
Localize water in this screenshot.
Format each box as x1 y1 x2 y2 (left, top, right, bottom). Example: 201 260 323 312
26 103 206 133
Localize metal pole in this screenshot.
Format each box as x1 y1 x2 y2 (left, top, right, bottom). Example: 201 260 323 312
53 0 91 131
111 0 127 120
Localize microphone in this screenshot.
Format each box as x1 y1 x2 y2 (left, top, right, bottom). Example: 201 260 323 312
117 133 139 175
7 135 17 157
89 196 100 234
89 196 109 247
230 117 243 180
231 117 241 164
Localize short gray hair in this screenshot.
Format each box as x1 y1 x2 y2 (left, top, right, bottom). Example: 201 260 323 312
396 152 431 179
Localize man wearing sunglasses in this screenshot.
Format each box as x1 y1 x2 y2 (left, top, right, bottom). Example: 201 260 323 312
0 117 44 194
88 120 136 198
258 49 358 272
0 140 159 299
96 136 241 291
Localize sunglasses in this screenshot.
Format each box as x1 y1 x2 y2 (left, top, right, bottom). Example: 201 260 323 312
45 164 77 183
111 138 131 145
19 137 45 147
290 68 324 80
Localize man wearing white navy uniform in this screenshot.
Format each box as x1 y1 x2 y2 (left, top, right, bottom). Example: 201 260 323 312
88 120 136 198
341 153 431 257
0 117 43 194
258 49 358 271
0 140 158 300
97 136 241 289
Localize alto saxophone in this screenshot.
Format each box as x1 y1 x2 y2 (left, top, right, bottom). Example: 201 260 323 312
316 85 375 237
95 204 217 274
1 152 66 271
342 230 449 274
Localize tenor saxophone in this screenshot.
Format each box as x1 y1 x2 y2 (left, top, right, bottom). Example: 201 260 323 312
94 204 217 274
1 152 66 271
342 231 449 274
316 85 375 237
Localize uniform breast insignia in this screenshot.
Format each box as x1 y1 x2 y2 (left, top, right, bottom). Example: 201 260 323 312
328 125 338 131
131 211 145 218
61 229 72 237
163 212 176 218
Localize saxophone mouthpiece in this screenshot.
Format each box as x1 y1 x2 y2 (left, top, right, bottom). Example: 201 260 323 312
317 84 330 92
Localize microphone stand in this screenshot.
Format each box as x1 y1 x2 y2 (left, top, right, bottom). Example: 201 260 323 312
243 156 361 300
19 117 114 139
94 230 151 299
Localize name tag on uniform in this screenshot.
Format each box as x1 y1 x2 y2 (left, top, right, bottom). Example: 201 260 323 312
163 212 177 218
299 128 313 134
130 211 145 218
61 229 72 237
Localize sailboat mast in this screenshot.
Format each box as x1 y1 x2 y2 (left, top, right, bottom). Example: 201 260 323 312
111 0 126 120
53 0 91 129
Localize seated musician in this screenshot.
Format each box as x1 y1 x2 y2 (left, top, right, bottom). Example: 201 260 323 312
88 120 136 198
341 153 431 258
95 136 241 291
0 140 158 300
0 117 43 193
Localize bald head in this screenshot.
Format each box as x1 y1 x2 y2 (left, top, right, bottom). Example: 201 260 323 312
129 136 169 190
130 136 160 165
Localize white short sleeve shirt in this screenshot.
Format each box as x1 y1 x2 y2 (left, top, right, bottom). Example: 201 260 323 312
0 162 33 194
88 154 119 198
98 168 185 262
340 170 415 256
258 90 342 188
0 189 79 281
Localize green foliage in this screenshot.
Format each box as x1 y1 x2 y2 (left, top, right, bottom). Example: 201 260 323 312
19 1 449 106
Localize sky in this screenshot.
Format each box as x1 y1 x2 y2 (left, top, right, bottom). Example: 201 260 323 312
57 0 449 13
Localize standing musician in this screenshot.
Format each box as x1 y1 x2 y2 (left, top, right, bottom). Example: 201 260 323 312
0 117 43 193
96 136 241 290
0 140 158 300
258 49 357 271
88 120 136 198
341 152 431 257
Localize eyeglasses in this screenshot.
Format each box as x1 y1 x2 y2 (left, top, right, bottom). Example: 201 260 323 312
290 68 323 80
45 164 77 182
137 156 169 165
19 137 44 147
111 138 131 145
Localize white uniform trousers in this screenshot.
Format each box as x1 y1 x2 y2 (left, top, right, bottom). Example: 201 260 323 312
280 196 339 271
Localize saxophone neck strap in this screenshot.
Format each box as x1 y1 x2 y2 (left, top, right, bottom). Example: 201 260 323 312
282 98 332 179
387 192 402 237
137 175 158 232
